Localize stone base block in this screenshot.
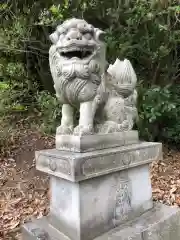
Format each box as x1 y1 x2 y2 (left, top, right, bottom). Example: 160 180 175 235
36 142 162 182
34 142 162 240
48 164 153 240
56 131 139 152
22 217 68 240
22 204 180 240
95 203 180 240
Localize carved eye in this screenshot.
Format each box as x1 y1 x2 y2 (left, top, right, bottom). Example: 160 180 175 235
78 23 86 31
84 33 92 40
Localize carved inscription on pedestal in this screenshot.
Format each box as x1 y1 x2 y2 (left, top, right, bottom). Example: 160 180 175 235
49 159 57 171
50 158 71 175
113 179 132 224
36 154 71 176
31 228 50 240
82 145 160 176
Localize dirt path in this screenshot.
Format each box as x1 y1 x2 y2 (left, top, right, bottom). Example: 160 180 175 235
151 147 180 206
0 129 55 239
0 128 180 239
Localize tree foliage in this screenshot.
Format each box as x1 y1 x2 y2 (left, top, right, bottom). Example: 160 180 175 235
0 0 180 142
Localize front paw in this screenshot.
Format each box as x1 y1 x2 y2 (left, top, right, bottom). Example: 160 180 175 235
56 125 73 135
73 125 94 136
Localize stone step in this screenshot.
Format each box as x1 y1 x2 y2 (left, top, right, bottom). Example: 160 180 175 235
22 217 70 240
22 203 180 240
94 203 180 240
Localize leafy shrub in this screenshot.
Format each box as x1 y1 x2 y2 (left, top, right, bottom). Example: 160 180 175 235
36 91 61 134
1 0 180 144
0 64 37 117
137 84 180 143
161 85 180 144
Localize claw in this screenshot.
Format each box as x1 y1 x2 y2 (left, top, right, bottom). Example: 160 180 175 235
56 125 74 135
73 125 94 136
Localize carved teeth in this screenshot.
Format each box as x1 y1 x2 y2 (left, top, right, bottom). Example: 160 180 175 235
60 47 92 52
82 51 86 58
59 47 93 59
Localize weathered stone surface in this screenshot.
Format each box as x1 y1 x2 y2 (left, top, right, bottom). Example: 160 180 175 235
48 163 153 240
49 18 138 136
94 203 180 240
22 217 70 240
56 131 139 152
22 204 180 240
33 142 162 240
36 142 162 182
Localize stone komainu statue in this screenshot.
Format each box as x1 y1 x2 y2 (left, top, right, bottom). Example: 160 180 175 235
49 18 138 135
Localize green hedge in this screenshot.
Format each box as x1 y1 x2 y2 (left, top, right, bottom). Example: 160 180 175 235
0 0 180 143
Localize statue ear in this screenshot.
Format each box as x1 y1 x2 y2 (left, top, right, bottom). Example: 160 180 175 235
94 28 106 42
49 31 59 44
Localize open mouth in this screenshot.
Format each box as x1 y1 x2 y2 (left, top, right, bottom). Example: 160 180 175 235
59 48 93 60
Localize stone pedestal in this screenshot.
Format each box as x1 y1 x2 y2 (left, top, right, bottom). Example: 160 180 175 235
56 131 139 152
22 137 180 240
